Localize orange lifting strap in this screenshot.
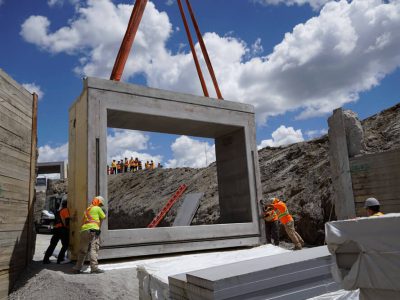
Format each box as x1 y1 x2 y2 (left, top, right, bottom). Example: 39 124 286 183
110 0 223 100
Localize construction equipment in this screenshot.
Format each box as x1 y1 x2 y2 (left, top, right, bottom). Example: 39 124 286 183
147 184 187 228
110 0 223 99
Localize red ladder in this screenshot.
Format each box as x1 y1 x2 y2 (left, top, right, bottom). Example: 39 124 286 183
147 184 187 228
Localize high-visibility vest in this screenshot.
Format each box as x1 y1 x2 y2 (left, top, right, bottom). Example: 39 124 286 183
129 159 135 166
83 205 100 227
273 201 293 224
371 212 384 217
125 160 129 167
117 164 121 170
111 162 116 168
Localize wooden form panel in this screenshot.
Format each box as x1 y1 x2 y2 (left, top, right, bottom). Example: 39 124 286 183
350 149 400 216
0 69 36 298
68 90 88 258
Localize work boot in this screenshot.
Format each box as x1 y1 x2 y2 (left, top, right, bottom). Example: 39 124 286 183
293 244 302 250
90 269 105 274
72 269 81 274
43 259 51 264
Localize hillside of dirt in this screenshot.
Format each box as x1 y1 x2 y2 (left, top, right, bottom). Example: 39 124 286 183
105 103 400 245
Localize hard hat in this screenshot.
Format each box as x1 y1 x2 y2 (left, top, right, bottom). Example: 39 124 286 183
364 197 380 208
270 197 280 204
92 196 105 206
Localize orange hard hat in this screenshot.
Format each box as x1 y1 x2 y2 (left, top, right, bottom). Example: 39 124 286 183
91 196 105 206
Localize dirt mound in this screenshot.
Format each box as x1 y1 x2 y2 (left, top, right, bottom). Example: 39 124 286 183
108 166 219 229
9 262 137 300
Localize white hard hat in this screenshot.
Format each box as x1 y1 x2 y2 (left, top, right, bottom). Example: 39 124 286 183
364 197 380 208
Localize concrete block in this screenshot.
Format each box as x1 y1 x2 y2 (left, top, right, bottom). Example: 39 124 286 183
169 247 339 300
173 193 203 226
69 77 263 259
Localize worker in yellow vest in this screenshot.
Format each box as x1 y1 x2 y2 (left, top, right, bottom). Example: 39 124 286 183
268 197 304 250
111 160 117 175
129 157 135 172
72 196 106 274
124 157 129 173
364 197 384 217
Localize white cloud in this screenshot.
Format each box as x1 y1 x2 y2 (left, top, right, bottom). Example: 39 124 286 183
38 143 68 162
305 128 328 139
165 0 174 6
258 125 304 149
254 0 332 10
48 0 63 7
165 136 215 168
22 83 44 99
106 129 162 163
21 0 400 124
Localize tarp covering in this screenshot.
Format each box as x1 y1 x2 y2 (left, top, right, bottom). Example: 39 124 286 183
325 213 400 292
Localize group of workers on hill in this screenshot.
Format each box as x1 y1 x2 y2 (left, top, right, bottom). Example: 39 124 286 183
260 196 384 250
107 157 162 175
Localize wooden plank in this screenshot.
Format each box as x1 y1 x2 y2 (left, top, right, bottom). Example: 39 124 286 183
0 90 32 117
352 180 400 191
350 148 400 163
0 142 31 164
0 68 32 106
350 161 400 175
355 197 400 204
0 129 31 155
351 172 400 184
0 109 32 138
0 174 29 193
0 100 31 128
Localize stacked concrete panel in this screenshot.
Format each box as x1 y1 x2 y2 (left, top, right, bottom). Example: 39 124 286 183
69 77 264 259
0 69 37 298
169 246 339 300
173 193 203 226
325 214 400 300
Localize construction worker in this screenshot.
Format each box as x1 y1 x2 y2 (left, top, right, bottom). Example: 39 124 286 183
364 197 384 217
43 200 70 264
111 159 117 175
138 160 142 170
129 157 135 172
133 157 139 172
260 200 279 246
116 160 121 174
157 162 163 168
145 161 149 170
269 197 304 250
73 196 106 274
124 157 129 173
150 160 155 169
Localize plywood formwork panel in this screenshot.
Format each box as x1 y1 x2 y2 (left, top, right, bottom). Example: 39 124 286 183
350 149 400 216
0 68 36 298
68 77 264 259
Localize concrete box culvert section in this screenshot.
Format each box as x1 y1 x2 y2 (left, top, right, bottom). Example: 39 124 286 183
68 77 264 259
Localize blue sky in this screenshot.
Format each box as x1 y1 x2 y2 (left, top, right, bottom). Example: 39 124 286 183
0 0 399 168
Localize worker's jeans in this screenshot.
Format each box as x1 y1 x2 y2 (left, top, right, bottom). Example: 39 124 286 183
284 221 304 248
73 230 100 271
44 227 69 263
265 220 280 246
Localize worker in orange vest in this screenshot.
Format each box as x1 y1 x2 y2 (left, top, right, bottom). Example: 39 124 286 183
129 157 135 172
72 196 106 274
116 160 122 174
268 197 304 250
43 200 70 264
260 200 279 246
